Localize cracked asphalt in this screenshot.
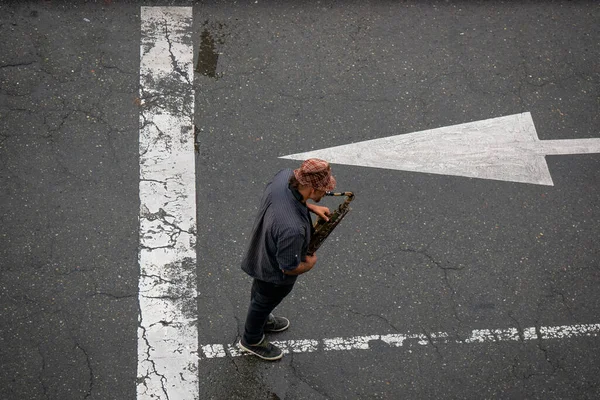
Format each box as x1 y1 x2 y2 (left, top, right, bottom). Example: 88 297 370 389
1 1 599 399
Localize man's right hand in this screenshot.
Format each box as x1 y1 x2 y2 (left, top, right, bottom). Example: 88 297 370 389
282 253 317 276
304 254 317 269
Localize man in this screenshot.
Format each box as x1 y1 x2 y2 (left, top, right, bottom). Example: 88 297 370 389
238 158 336 360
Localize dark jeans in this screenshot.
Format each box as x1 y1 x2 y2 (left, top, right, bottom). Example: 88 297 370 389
243 279 295 344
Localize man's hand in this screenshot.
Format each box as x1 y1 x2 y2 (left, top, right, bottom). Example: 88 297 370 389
282 254 317 275
307 203 331 222
304 254 317 269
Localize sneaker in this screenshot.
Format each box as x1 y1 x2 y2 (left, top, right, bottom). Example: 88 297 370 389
238 336 284 361
265 314 290 333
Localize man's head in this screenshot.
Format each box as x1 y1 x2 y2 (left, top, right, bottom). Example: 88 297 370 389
293 158 336 202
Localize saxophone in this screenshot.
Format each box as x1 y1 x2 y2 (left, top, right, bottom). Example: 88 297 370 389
307 192 355 255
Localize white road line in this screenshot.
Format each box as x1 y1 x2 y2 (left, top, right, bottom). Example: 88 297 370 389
200 323 600 359
137 7 197 400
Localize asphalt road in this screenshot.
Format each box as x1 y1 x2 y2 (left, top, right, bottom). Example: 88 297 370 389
1 1 599 399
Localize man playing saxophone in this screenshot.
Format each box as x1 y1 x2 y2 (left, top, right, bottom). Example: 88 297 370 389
239 159 335 360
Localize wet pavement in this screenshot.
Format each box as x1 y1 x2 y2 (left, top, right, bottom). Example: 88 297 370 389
1 1 599 399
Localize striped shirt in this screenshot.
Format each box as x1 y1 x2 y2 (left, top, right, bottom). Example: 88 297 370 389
241 168 312 285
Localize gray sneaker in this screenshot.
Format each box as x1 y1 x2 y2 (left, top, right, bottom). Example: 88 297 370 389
265 314 290 333
238 336 284 361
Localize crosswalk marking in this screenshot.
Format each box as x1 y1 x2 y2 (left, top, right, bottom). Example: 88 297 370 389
138 7 198 400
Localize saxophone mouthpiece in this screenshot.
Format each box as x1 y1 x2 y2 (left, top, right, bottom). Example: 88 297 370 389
325 191 354 197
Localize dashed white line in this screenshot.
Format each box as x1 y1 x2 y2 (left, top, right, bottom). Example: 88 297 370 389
137 6 197 400
200 323 600 359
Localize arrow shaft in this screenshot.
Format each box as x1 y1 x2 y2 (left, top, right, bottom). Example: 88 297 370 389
536 138 600 155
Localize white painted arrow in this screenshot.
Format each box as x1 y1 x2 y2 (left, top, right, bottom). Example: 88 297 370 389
281 112 600 186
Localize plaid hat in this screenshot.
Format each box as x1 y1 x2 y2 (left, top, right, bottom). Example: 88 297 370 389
294 159 336 191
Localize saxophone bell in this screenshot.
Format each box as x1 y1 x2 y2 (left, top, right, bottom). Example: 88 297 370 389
307 191 354 255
